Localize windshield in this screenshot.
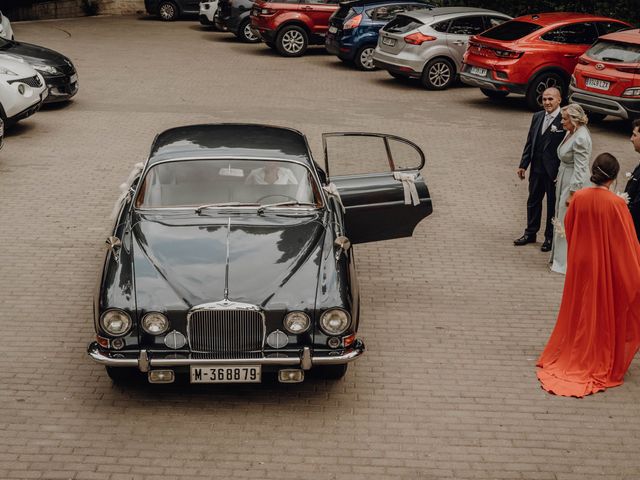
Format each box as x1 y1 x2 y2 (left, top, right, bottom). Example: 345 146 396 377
586 40 640 63
135 159 322 209
481 20 542 41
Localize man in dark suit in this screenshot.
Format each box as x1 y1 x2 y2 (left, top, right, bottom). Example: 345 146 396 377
514 87 564 252
625 118 640 242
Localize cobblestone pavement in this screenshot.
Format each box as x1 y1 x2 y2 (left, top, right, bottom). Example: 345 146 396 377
1 15 639 480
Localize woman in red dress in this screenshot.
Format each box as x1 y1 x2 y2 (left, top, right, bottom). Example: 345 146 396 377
537 153 640 397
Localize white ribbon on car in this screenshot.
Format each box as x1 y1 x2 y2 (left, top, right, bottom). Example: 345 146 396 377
393 171 420 206
323 182 345 213
110 162 144 220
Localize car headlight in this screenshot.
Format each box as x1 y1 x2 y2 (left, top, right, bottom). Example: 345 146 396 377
32 64 58 75
100 309 132 337
320 309 351 335
0 67 17 76
283 311 310 334
142 312 170 335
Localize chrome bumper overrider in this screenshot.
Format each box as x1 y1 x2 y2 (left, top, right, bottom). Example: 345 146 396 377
87 340 365 372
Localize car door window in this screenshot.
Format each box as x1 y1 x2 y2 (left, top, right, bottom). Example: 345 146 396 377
596 21 629 36
448 16 485 36
541 22 599 45
431 19 450 33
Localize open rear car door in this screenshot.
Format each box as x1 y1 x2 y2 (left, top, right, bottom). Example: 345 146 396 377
322 132 433 244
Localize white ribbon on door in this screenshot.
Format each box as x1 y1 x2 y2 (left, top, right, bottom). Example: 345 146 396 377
110 162 145 220
323 182 345 213
393 171 420 206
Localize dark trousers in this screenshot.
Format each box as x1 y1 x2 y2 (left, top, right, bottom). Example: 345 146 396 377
525 172 555 240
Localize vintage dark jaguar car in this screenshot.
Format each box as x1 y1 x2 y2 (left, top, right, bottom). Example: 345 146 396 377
87 124 432 384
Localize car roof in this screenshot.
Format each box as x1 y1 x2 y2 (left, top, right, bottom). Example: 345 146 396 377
340 0 431 7
599 28 640 45
403 7 508 22
148 124 312 166
511 12 627 28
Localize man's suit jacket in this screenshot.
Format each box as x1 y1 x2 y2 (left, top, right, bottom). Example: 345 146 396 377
519 110 564 179
624 162 640 240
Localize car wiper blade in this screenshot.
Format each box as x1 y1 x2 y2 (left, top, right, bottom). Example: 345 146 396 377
195 202 259 215
257 201 317 215
601 56 624 62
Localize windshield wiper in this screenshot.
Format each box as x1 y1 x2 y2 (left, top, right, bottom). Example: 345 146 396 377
195 202 259 215
257 201 317 215
601 56 624 62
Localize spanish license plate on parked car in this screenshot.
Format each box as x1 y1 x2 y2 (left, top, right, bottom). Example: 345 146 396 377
470 66 487 77
585 77 610 91
190 365 261 383
382 36 396 47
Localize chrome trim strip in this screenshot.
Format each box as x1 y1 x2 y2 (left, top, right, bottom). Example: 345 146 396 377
224 217 230 301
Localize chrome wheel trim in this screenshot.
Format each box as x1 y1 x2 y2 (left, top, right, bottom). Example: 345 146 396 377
535 76 561 106
159 2 175 20
428 62 451 88
244 23 259 42
281 30 305 54
359 47 375 70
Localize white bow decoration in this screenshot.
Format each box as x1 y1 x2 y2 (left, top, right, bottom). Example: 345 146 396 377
110 162 144 220
393 172 420 206
323 183 345 213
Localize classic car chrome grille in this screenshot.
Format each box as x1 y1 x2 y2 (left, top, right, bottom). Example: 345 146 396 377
9 76 42 88
188 309 264 353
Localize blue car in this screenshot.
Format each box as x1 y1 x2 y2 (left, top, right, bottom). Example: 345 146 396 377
326 0 432 71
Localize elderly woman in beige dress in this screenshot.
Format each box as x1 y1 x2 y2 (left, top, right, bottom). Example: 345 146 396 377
550 104 592 274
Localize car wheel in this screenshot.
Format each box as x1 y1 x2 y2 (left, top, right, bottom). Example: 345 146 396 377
158 1 178 21
354 45 377 71
421 57 454 90
480 88 509 99
314 364 348 380
276 25 308 57
238 18 260 43
526 72 566 111
106 366 143 384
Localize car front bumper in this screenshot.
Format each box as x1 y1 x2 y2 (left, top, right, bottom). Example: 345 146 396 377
200 3 216 24
87 339 365 372
42 73 78 103
569 86 640 120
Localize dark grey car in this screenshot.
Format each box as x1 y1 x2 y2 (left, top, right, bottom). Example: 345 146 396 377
216 0 260 43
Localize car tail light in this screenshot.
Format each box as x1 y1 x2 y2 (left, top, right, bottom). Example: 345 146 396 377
404 32 436 45
493 49 523 59
616 66 640 74
343 13 362 30
577 57 589 65
623 87 640 98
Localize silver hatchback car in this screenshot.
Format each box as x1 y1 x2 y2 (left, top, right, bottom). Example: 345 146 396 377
373 7 510 89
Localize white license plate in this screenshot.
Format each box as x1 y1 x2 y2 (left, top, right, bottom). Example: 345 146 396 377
470 66 487 77
585 77 610 91
70 74 78 84
190 365 261 383
382 36 396 47
328 26 338 34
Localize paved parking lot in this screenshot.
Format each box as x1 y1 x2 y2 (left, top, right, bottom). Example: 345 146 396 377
1 14 640 480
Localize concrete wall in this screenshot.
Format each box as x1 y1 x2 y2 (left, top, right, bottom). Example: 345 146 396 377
6 0 145 21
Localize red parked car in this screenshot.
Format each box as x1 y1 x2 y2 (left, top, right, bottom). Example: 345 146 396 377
459 13 631 110
570 28 640 122
251 0 339 57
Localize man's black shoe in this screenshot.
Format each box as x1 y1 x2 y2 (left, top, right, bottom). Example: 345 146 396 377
541 239 552 252
514 234 536 246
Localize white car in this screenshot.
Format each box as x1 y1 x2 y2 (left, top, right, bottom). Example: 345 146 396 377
0 11 14 40
0 55 47 125
199 1 219 26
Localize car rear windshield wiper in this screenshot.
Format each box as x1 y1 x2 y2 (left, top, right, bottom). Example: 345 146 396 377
601 56 624 62
195 202 259 215
257 201 317 215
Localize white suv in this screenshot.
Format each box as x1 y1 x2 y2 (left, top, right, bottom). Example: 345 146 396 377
0 55 47 125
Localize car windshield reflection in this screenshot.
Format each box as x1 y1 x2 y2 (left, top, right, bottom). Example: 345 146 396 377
135 159 322 209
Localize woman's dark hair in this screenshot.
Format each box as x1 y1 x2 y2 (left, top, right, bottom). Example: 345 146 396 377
590 153 620 185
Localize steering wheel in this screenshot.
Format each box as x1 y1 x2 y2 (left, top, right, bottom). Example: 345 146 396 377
257 194 297 203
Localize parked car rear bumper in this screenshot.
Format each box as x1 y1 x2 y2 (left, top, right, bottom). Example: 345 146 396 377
373 57 421 78
459 66 526 95
569 86 640 120
87 339 366 371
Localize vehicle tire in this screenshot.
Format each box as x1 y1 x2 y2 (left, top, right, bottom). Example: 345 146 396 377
420 57 455 90
586 111 606 123
354 45 377 71
480 88 509 99
158 1 178 21
526 72 566 111
106 366 143 384
237 18 260 43
275 25 308 57
314 364 348 380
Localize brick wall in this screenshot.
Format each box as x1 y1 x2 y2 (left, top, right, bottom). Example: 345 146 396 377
6 0 145 21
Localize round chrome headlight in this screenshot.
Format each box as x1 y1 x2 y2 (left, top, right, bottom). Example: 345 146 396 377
283 311 310 334
100 309 132 337
320 309 351 335
142 312 170 335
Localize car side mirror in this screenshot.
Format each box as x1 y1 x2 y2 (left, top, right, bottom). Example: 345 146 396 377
106 236 122 261
334 236 351 259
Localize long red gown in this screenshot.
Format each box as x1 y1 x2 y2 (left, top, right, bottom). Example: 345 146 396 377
536 187 640 397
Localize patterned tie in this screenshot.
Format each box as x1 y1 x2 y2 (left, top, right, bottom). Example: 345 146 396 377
542 114 552 133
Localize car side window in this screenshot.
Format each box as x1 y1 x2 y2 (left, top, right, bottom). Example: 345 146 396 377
541 22 599 45
448 16 486 36
431 19 450 33
595 21 628 36
484 16 507 30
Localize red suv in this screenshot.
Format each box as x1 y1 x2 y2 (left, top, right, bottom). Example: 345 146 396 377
459 13 631 110
251 0 339 57
570 28 640 122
